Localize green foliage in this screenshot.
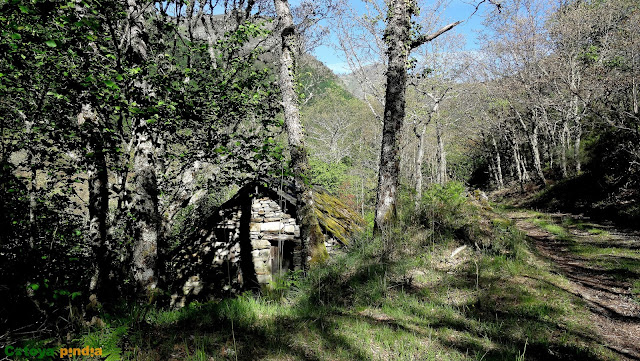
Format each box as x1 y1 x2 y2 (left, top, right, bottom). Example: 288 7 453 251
0 0 285 336
578 44 600 63
264 269 304 301
297 55 353 104
309 157 352 193
78 323 128 361
416 181 475 232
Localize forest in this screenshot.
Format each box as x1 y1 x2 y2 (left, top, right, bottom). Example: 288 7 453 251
0 0 638 359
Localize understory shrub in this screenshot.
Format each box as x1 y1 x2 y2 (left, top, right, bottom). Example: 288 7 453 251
415 182 482 242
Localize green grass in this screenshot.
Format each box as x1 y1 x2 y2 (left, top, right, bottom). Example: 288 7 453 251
633 280 640 299
560 217 611 237
52 218 618 361
532 218 571 239
517 210 640 307
20 203 627 361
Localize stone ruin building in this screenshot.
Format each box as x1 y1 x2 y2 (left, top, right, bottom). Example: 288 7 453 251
168 180 363 308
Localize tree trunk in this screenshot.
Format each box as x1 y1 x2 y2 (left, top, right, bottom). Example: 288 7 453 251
374 0 410 231
515 108 544 185
530 121 545 184
131 121 160 297
29 151 37 249
561 119 568 178
519 148 530 181
414 124 426 209
574 122 581 174
23 115 37 249
79 105 109 300
569 61 582 175
435 118 447 185
633 72 638 116
372 0 459 232
274 0 326 267
491 135 503 189
127 0 160 299
510 137 524 191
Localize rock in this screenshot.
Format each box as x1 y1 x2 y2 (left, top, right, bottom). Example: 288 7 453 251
261 222 284 232
256 274 271 284
251 239 271 249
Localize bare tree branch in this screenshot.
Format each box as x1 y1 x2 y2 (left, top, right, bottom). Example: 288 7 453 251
410 21 461 50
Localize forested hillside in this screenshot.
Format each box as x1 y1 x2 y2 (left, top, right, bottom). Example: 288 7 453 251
1 0 638 359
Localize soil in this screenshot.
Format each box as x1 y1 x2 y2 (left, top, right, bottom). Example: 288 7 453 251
508 211 640 361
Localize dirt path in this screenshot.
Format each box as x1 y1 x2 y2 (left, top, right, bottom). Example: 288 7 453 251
508 211 640 361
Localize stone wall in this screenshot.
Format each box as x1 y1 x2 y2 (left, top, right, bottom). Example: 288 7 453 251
169 204 244 308
167 183 361 308
249 197 301 284
169 193 301 308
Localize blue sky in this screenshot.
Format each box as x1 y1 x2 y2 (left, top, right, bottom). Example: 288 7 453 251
307 0 490 74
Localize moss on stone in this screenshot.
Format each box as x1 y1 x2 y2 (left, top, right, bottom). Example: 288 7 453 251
312 188 365 246
309 229 329 265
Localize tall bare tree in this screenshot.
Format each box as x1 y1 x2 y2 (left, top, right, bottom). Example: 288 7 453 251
273 0 327 266
126 0 161 299
374 0 461 231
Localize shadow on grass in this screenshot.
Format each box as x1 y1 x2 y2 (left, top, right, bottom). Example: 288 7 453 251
116 250 621 361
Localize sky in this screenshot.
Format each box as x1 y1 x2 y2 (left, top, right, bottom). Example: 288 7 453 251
306 0 490 74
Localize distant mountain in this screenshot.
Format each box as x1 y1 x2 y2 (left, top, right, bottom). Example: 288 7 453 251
298 54 353 105
338 63 385 100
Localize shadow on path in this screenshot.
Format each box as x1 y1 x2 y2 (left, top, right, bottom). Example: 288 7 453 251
509 211 640 361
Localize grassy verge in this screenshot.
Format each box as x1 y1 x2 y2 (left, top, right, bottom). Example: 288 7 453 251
17 196 625 360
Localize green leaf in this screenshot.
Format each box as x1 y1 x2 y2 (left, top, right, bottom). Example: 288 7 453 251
11 33 21 40
45 40 57 48
29 283 40 291
104 80 117 88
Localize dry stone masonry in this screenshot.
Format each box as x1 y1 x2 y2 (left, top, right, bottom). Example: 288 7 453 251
250 197 301 284
168 181 363 308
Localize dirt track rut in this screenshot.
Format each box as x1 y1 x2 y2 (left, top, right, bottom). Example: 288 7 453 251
508 211 640 361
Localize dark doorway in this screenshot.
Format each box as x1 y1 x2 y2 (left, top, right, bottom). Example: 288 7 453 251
270 240 294 277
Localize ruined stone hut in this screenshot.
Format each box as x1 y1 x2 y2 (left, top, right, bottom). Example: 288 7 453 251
168 181 364 308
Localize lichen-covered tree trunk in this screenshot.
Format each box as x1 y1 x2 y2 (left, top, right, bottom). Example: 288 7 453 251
25 118 37 249
127 0 160 298
374 0 459 232
491 135 503 189
78 104 109 300
574 121 581 174
131 120 160 296
273 0 327 267
561 119 569 178
435 118 447 185
414 124 426 209
374 0 410 232
509 136 525 191
530 121 545 185
514 108 544 185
